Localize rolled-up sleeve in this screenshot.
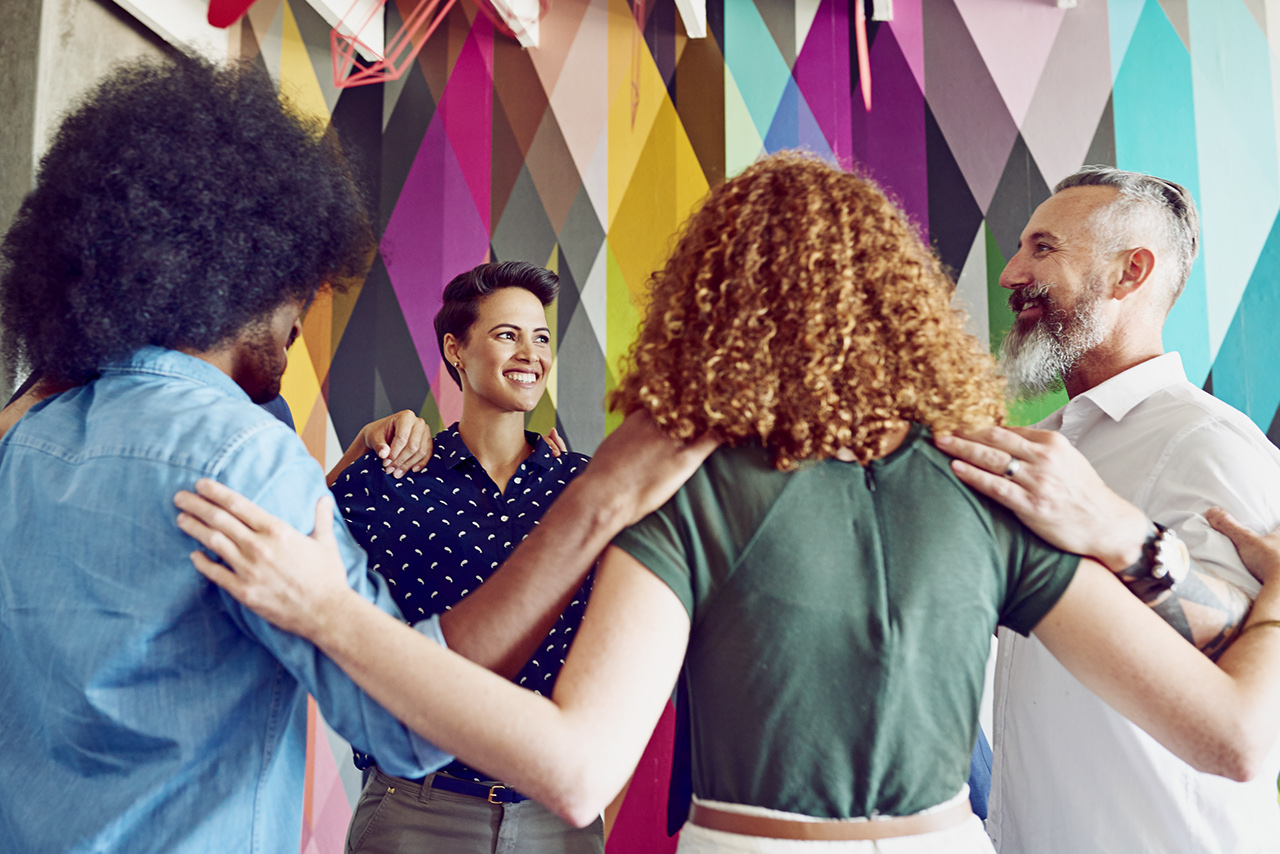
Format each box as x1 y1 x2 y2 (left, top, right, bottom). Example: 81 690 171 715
215 433 453 778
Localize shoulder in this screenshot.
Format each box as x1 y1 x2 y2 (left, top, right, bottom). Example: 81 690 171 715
206 409 328 527
1143 381 1257 431
547 450 591 479
331 449 393 492
1138 384 1280 470
18 369 301 478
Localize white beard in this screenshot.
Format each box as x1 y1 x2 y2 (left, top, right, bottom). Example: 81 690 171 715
999 282 1106 399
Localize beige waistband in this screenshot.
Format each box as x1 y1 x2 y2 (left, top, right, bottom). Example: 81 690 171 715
688 798 973 841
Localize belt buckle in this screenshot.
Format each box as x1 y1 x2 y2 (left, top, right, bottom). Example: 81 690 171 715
487 785 507 804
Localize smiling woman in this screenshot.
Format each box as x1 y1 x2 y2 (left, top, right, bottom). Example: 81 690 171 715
326 260 603 854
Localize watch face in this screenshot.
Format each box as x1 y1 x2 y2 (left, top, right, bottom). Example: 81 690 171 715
1152 529 1191 587
1172 538 1191 582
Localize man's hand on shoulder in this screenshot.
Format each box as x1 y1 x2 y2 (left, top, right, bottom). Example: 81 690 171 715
937 427 1260 657
1207 509 1280 588
935 425 1150 571
327 410 432 486
359 411 432 478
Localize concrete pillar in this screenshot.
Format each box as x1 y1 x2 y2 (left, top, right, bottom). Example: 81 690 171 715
0 0 169 399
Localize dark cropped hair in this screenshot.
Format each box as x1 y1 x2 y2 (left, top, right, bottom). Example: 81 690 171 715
0 52 373 385
434 261 558 389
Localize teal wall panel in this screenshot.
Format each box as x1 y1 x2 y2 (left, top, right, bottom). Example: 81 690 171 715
1112 0 1208 383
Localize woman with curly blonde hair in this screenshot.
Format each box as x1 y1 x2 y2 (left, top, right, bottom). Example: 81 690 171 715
180 153 1280 854
610 150 1004 468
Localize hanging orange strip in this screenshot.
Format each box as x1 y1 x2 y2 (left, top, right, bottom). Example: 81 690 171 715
854 0 872 111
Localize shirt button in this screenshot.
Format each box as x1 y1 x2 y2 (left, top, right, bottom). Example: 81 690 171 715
500 515 509 522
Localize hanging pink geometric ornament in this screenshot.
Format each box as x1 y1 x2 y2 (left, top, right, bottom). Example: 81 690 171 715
331 0 459 88
331 0 550 89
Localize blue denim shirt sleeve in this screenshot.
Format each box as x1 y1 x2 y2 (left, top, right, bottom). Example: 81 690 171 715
213 428 452 779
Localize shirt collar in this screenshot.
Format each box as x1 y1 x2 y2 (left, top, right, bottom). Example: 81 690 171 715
98 346 250 402
522 432 556 471
436 424 555 472
1068 352 1186 423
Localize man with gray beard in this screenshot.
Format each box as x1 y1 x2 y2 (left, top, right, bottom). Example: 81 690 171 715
999 278 1107 397
937 166 1280 853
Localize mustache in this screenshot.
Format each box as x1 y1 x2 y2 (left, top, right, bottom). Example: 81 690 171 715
1008 282 1053 314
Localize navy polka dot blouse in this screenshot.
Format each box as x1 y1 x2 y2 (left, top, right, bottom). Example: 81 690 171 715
332 424 592 783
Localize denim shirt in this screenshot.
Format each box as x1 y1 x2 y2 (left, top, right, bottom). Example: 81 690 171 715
0 347 450 853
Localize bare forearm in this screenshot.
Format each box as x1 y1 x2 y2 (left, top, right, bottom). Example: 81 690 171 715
314 591 601 819
181 474 691 829
1036 562 1280 782
440 473 633 677
1199 581 1280 777
440 411 715 678
1100 518 1251 659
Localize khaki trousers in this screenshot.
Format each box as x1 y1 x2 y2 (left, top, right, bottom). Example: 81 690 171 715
346 767 605 854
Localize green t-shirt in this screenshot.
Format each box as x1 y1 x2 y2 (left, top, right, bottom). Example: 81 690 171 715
612 426 1078 819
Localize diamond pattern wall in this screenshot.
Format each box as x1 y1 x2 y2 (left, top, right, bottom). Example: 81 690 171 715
233 0 1280 848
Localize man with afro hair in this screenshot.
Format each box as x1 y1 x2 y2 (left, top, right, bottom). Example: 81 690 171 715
0 51 715 854
0 53 457 853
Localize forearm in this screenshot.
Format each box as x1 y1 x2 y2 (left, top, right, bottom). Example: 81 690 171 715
181 473 690 828
1192 581 1280 778
1036 561 1280 782
440 410 715 678
1098 516 1250 658
312 559 683 829
314 591 603 817
1197 507 1280 771
440 472 634 677
933 425 1253 653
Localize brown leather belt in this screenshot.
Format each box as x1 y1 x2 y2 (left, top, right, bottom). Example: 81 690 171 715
688 799 973 841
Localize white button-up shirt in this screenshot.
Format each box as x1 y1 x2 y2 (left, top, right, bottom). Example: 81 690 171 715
987 352 1280 854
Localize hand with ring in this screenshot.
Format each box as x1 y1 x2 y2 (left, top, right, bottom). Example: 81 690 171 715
934 425 1151 572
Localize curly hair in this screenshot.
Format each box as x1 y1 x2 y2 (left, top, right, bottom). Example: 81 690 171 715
0 52 373 385
609 151 1006 469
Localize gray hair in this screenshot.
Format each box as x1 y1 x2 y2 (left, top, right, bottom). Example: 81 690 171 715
1054 166 1199 305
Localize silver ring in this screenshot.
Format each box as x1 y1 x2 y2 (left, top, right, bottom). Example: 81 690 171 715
1003 458 1021 479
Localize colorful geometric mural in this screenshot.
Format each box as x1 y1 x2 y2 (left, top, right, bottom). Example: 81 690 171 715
256 0 1280 461
231 0 1280 847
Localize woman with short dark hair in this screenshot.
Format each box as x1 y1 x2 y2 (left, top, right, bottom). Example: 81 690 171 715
331 261 602 854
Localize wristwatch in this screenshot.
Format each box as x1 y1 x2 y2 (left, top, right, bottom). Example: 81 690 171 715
1124 522 1190 593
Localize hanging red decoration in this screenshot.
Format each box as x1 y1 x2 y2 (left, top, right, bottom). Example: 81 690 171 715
473 0 549 45
207 0 260 28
